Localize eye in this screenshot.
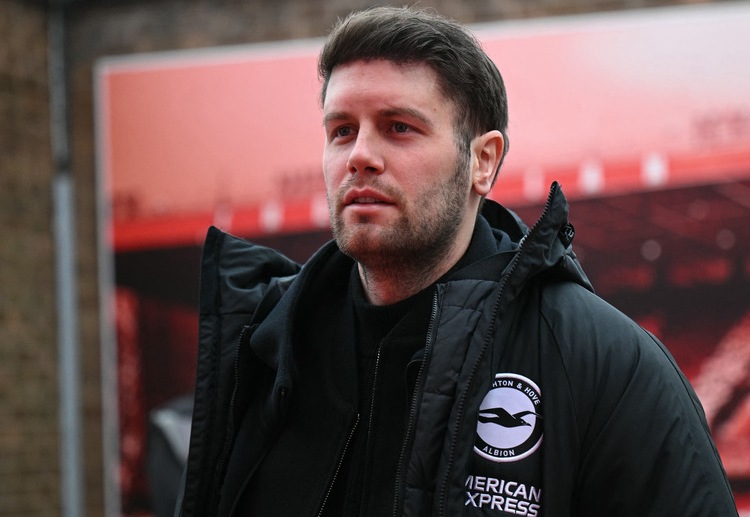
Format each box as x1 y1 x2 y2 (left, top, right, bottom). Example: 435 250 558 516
392 122 410 133
335 126 354 138
327 125 354 141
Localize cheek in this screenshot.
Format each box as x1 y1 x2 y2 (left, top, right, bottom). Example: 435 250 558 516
322 150 341 190
322 161 353 205
406 156 447 188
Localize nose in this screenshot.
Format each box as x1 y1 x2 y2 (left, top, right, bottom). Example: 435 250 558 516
346 130 384 175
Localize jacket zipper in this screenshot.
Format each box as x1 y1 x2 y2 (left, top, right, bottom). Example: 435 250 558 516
392 290 440 516
367 346 384 444
214 324 251 490
435 183 559 516
317 414 360 517
322 347 382 516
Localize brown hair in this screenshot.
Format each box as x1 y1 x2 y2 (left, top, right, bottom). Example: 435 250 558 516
318 5 509 169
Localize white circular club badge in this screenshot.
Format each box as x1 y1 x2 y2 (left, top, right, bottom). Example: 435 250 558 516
474 373 543 463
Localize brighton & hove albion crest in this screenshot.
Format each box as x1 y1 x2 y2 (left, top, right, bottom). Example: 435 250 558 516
474 373 543 462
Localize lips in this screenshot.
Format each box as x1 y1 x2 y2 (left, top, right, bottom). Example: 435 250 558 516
343 189 394 206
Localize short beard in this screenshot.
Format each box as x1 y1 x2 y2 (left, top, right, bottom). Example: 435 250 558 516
330 142 471 292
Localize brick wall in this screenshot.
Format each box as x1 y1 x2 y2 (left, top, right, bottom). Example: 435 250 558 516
0 0 60 516
1 0 736 516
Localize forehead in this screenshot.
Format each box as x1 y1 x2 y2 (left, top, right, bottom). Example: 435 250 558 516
323 59 454 117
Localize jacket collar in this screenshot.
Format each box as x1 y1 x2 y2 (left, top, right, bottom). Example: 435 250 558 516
250 182 591 380
494 182 593 310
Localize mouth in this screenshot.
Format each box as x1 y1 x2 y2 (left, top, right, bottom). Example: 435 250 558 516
343 189 394 207
350 197 389 204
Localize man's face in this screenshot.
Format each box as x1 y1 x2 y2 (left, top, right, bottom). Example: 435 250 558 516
322 59 473 268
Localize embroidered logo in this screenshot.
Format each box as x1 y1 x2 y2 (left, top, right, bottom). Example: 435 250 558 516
474 373 543 462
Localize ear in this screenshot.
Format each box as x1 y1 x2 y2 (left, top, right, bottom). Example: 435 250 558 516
471 130 505 197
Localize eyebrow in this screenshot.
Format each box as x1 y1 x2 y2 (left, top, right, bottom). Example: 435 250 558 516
322 111 349 127
322 106 434 128
384 107 434 129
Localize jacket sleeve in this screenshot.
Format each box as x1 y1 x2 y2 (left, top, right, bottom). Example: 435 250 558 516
541 282 737 517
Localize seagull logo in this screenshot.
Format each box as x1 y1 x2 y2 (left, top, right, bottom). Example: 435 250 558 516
474 373 544 463
478 407 542 428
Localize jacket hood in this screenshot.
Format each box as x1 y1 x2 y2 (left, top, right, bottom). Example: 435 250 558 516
250 241 350 414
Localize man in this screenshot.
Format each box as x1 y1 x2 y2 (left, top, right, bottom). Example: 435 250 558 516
176 6 737 517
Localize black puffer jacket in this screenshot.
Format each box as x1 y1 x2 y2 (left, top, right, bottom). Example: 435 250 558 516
177 183 736 517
